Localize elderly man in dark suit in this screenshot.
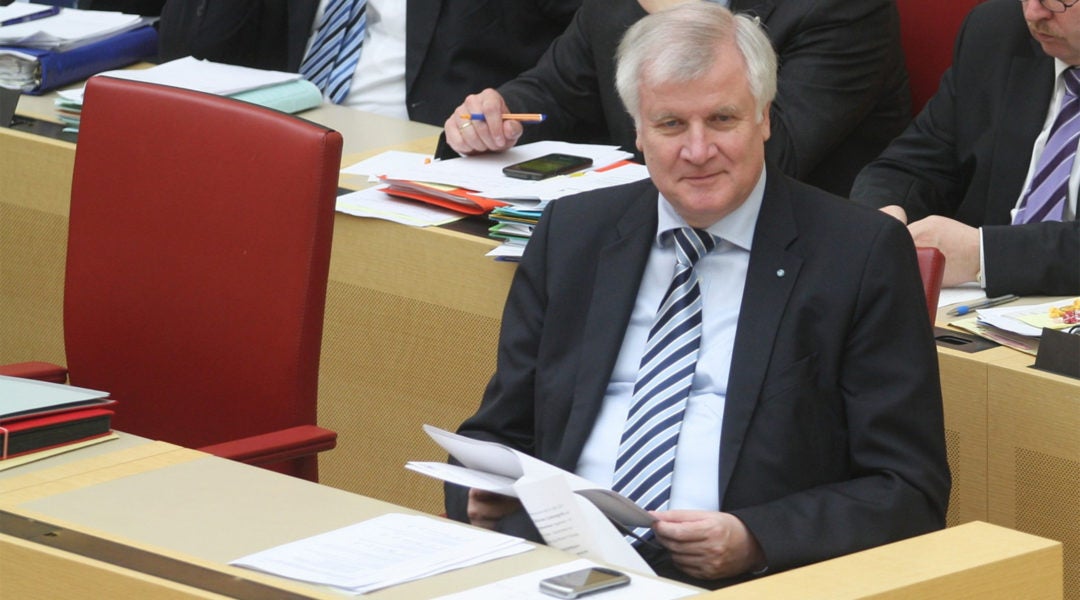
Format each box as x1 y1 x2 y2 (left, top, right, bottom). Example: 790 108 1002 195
851 0 1080 296
445 3 949 589
443 0 911 196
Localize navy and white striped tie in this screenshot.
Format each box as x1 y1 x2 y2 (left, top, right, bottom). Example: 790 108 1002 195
613 227 716 544
300 0 367 104
1014 67 1080 225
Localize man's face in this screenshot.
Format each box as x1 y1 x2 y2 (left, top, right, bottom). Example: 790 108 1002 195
1025 0 1080 65
634 43 770 229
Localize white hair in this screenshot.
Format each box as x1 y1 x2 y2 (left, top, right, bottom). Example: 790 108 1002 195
615 3 778 123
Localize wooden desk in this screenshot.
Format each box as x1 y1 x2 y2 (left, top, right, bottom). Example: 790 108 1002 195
0 438 1063 599
987 351 1080 598
0 437 605 599
933 307 1080 600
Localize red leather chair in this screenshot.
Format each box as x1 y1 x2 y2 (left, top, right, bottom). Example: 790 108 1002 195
917 247 946 322
897 0 986 113
0 76 340 481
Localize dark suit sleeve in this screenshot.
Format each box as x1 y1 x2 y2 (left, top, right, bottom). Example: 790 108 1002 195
763 0 909 182
849 1 1079 297
496 3 613 146
729 218 950 572
445 200 554 526
848 11 973 218
157 0 294 71
983 221 1080 296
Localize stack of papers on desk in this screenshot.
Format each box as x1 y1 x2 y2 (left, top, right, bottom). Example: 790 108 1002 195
0 25 157 94
229 513 532 595
339 141 649 256
0 375 117 465
53 56 323 130
0 4 156 94
948 297 1080 355
0 4 144 51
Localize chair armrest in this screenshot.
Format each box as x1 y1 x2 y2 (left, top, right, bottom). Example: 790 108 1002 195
197 425 337 466
0 361 68 383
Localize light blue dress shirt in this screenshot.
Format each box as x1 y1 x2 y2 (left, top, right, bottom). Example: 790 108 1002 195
576 168 765 512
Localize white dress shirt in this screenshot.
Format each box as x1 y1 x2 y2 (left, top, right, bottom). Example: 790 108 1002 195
310 0 408 119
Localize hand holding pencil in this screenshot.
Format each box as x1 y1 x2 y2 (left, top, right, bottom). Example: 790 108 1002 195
444 88 530 156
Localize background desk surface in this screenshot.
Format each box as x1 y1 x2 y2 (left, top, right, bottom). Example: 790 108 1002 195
3 90 1078 598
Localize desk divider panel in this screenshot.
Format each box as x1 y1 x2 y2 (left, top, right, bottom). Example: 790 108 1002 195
988 355 1080 600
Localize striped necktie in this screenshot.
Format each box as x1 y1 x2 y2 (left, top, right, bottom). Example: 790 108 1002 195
613 227 716 544
300 0 367 104
1014 68 1080 225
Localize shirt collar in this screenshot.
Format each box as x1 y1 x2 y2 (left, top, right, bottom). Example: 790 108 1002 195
655 166 766 252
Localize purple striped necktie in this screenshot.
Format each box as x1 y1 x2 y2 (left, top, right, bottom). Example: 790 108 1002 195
1014 68 1080 225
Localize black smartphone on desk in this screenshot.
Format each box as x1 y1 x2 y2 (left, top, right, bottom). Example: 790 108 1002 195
502 153 593 180
539 567 631 598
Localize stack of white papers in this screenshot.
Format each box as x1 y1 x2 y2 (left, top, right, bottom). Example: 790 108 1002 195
338 142 649 256
352 141 644 206
229 513 532 595
977 297 1080 337
0 5 144 51
54 56 322 130
58 55 302 105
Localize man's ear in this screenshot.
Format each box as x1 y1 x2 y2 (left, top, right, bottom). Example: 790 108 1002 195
760 101 772 141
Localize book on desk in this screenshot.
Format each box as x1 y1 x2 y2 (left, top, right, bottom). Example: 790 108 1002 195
0 374 115 460
0 25 157 94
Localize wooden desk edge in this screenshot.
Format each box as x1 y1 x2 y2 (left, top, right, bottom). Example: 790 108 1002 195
701 521 1062 599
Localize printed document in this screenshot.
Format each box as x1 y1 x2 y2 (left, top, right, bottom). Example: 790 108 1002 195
230 513 532 594
407 425 655 574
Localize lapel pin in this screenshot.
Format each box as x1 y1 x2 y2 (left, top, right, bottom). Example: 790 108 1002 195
776 269 786 277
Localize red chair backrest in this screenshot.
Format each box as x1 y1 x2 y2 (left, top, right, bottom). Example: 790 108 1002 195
916 247 946 322
65 76 342 449
897 0 985 113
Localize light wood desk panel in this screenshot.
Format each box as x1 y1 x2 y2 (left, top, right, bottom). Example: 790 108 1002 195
0 439 1063 599
1 441 590 600
987 352 1080 600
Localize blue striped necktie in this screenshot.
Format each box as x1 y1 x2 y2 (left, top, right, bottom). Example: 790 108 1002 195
300 0 367 104
1014 68 1080 225
613 227 716 544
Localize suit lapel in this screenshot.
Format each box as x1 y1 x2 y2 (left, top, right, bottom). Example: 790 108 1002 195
987 44 1055 224
717 172 802 501
288 2 320 72
405 0 440 92
555 187 658 470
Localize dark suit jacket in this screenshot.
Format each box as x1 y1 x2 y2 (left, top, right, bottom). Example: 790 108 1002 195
493 0 911 196
850 0 1080 296
157 0 580 125
446 171 950 588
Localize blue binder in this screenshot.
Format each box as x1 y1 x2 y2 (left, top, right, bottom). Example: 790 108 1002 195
1 25 158 95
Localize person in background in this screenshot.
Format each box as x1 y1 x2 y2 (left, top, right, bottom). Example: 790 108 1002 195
851 0 1080 296
442 0 911 197
445 3 949 589
156 0 581 126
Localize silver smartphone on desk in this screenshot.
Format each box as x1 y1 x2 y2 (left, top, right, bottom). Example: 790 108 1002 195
539 567 631 598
